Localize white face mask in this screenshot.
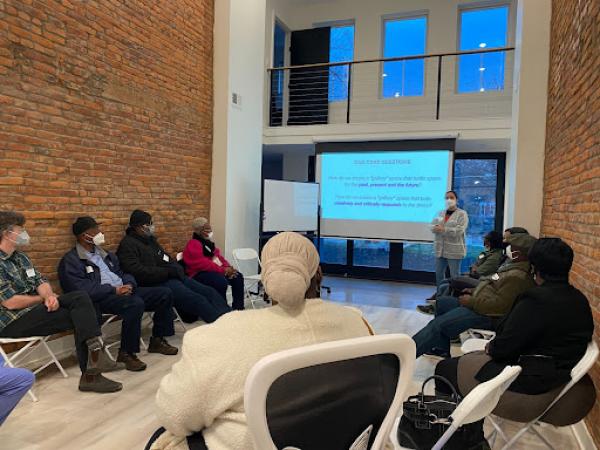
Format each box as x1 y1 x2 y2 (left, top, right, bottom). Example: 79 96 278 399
8 230 30 247
86 232 105 246
206 231 214 241
445 198 457 208
505 245 520 260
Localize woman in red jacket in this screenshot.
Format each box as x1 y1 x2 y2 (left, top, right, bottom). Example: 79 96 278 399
183 218 245 310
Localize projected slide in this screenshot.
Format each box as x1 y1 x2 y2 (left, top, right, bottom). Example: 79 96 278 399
318 150 453 241
263 180 319 232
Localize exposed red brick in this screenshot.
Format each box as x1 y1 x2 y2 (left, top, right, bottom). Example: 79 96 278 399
542 1 600 444
0 0 214 288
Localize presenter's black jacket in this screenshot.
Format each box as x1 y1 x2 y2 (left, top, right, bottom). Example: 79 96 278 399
116 228 184 287
475 281 594 394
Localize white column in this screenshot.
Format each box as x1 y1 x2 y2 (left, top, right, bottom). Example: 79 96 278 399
505 0 551 236
211 0 266 259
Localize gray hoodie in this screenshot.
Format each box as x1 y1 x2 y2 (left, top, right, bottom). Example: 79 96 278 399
431 208 469 259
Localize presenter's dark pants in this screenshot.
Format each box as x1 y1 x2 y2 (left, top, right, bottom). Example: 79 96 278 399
145 427 208 450
0 291 101 372
161 278 231 324
193 271 245 310
96 286 175 354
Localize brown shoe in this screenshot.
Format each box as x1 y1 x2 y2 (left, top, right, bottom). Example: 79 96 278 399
148 337 179 355
78 371 123 393
117 352 147 371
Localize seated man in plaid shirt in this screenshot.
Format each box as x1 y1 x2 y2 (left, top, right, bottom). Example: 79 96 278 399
0 211 122 394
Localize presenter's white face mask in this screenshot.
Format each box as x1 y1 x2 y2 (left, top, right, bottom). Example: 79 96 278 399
445 198 457 208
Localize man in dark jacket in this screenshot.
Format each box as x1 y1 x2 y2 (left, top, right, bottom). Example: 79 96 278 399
412 233 537 358
58 216 178 372
116 210 230 324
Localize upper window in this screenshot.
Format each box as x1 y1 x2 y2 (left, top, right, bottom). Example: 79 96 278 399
329 24 355 102
458 5 509 93
382 16 427 98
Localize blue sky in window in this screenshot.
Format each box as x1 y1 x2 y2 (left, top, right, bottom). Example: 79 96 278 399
329 25 355 102
382 16 427 97
458 6 509 93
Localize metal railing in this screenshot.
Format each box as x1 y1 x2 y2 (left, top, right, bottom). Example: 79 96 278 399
268 47 515 127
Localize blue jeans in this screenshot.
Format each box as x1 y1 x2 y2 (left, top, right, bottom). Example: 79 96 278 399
412 297 493 357
436 278 452 297
435 257 462 286
193 271 245 311
162 278 231 324
0 365 34 425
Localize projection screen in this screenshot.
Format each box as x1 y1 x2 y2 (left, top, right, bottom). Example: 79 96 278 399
316 139 455 242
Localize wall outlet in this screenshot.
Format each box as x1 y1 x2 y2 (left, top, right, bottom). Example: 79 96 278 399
232 92 242 108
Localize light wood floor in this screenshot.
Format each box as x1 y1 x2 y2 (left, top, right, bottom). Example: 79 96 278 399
0 278 583 450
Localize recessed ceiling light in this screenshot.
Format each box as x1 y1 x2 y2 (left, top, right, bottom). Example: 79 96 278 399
479 67 486 71
479 42 487 48
394 92 400 97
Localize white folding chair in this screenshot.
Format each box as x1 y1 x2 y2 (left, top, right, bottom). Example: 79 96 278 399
460 338 489 354
244 334 416 450
488 340 599 450
466 329 496 341
232 247 263 309
0 336 69 402
390 366 522 450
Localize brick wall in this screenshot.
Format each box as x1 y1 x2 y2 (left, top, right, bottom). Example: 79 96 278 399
541 0 599 445
0 0 214 286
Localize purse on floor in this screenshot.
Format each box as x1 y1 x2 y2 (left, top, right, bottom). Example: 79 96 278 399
397 375 490 450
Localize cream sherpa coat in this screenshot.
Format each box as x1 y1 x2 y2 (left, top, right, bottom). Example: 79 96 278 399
151 299 372 450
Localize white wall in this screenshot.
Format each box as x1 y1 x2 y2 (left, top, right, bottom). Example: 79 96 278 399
504 0 551 236
266 0 517 126
212 0 267 258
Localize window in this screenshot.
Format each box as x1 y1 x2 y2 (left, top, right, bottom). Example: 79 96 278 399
453 157 502 273
353 240 390 268
328 24 355 102
382 16 427 98
458 6 509 93
270 21 287 126
318 238 347 265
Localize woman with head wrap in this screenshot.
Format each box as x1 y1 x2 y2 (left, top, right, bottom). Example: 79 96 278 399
148 232 373 450
183 217 246 310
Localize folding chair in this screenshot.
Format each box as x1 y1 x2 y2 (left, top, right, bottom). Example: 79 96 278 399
232 248 263 309
0 336 69 402
244 334 416 450
391 366 522 450
139 308 188 350
488 340 599 450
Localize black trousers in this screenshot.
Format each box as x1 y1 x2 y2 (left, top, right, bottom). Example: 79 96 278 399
145 427 207 450
0 291 101 373
95 286 175 354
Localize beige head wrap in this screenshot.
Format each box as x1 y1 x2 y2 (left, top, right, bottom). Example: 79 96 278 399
261 232 320 313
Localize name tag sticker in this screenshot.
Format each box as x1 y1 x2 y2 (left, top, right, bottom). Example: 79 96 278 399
492 273 500 281
213 257 223 267
163 254 170 262
86 266 94 274
26 268 36 278
478 254 485 260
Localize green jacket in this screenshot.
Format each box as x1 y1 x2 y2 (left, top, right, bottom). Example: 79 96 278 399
464 260 534 317
471 248 504 278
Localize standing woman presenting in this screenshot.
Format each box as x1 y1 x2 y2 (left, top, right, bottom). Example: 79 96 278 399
431 190 469 296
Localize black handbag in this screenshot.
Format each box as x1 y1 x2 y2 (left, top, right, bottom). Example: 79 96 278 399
397 375 490 450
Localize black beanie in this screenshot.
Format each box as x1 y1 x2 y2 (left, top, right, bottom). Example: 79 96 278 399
129 210 152 227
